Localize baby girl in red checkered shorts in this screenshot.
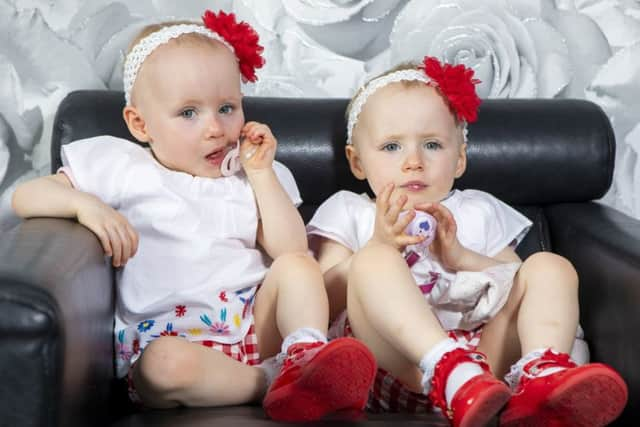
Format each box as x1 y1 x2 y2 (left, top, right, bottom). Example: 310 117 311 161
12 9 378 423
307 57 627 426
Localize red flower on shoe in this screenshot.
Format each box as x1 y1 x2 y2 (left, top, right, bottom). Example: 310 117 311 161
422 56 481 123
202 10 265 83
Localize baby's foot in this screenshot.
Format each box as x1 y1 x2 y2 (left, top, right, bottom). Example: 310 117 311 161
500 350 627 426
262 337 376 421
429 348 511 427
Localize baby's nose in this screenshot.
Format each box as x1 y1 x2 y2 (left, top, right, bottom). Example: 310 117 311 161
207 117 224 137
404 150 424 170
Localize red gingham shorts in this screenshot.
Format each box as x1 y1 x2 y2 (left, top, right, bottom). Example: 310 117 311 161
328 311 481 413
126 321 260 405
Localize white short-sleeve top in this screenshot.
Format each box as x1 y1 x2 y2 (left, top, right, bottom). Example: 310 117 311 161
60 136 302 377
307 189 532 330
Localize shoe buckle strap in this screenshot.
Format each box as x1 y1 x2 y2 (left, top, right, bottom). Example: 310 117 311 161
520 350 576 384
282 341 324 367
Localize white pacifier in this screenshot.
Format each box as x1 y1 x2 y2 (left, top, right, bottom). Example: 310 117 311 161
220 140 241 177
220 137 259 177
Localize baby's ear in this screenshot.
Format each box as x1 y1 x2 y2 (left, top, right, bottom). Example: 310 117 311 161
345 145 366 180
455 142 467 178
123 106 151 143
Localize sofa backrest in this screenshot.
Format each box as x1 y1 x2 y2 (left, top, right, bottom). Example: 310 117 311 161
51 91 615 258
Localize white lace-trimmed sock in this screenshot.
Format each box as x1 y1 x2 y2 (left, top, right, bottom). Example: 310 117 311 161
259 328 328 389
257 355 282 388
419 338 484 406
280 327 328 355
419 338 462 394
504 348 569 390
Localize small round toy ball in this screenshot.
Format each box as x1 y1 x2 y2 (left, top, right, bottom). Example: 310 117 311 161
404 210 438 247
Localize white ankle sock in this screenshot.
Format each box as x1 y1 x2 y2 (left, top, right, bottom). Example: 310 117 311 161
259 328 328 389
280 327 327 355
419 338 484 405
504 348 569 389
444 362 484 405
419 338 464 395
258 355 282 388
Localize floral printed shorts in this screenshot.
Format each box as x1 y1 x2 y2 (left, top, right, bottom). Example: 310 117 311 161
126 321 260 405
328 311 481 413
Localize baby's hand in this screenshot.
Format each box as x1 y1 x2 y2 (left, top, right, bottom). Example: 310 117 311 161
404 210 437 255
240 121 277 174
75 193 138 268
369 183 426 251
414 201 465 271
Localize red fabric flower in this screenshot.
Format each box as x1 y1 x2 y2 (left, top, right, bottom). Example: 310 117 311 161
202 10 265 82
422 56 481 123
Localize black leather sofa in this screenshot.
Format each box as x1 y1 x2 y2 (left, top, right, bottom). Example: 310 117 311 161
1 90 639 427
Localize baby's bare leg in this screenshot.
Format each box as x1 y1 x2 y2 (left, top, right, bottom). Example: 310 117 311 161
133 336 266 408
478 252 579 377
476 271 525 378
253 252 329 358
347 243 448 391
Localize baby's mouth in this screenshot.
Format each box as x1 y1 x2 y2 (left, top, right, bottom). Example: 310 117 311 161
205 147 227 165
401 181 427 192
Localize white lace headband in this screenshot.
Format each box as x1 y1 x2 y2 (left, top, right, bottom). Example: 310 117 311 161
123 23 234 105
346 69 468 145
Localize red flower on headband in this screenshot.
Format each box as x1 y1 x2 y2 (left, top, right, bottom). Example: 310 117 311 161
202 10 265 82
422 56 481 123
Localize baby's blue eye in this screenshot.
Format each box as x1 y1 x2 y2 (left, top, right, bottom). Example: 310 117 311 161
382 142 401 152
180 108 196 119
424 140 441 150
219 104 233 114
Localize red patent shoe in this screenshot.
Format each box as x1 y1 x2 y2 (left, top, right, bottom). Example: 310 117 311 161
262 337 376 422
500 350 628 427
428 348 511 427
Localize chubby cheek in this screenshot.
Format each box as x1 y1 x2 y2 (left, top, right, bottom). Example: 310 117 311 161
367 178 386 199
365 171 396 199
230 125 243 142
228 112 245 140
358 157 391 196
153 146 184 170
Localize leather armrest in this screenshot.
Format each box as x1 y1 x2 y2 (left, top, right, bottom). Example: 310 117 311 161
545 202 640 418
0 218 115 427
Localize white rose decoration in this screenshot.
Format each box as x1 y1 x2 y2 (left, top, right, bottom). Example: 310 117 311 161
569 0 640 49
281 0 407 60
236 0 407 96
586 42 640 218
0 117 9 187
390 0 611 99
0 2 106 225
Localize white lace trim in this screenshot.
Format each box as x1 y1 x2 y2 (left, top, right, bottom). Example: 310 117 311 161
504 347 547 389
419 337 464 395
280 327 328 355
346 69 469 145
123 24 234 105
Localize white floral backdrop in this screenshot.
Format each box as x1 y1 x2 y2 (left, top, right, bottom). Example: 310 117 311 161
1 0 639 230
